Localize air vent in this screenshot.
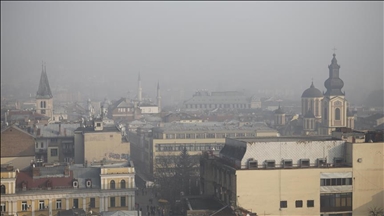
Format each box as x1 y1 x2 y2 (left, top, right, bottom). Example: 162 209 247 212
248 159 258 170
282 159 293 168
300 159 310 168
333 158 344 167
317 158 327 168
264 160 275 169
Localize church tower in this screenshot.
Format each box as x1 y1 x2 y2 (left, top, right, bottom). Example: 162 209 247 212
36 62 53 120
157 81 161 113
320 53 350 135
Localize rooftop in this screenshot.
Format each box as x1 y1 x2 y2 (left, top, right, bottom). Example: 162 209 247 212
153 121 276 132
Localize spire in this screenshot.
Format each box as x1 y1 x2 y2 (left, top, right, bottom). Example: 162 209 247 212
157 81 160 90
36 61 53 99
324 52 344 96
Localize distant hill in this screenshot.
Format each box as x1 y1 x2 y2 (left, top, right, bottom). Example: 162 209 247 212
364 89 384 108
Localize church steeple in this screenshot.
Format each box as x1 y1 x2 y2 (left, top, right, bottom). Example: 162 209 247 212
36 62 53 99
324 53 344 96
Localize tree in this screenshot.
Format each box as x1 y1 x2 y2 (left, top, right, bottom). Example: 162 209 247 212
154 147 200 211
369 207 384 216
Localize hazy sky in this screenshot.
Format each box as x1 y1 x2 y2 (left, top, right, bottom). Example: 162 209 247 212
1 1 383 104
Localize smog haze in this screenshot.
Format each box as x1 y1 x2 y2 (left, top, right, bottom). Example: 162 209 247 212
1 1 383 104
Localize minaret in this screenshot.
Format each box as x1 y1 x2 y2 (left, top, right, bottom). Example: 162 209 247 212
138 72 142 103
157 81 161 113
36 62 53 120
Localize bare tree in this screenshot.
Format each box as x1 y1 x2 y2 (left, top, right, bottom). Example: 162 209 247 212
369 207 384 216
154 147 200 210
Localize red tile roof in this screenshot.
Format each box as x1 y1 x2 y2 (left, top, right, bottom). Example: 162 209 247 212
16 170 74 190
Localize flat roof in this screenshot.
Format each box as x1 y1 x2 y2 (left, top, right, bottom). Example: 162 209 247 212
230 136 336 143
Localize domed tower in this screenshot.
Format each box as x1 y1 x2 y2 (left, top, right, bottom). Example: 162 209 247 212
274 105 285 126
301 81 323 121
320 53 350 135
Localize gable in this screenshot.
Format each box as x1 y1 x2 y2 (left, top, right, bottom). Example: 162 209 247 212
1 126 35 157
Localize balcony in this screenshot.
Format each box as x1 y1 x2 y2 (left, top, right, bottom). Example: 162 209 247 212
320 206 352 213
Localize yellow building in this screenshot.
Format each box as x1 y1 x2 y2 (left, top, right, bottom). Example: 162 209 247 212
129 122 278 184
200 132 384 216
74 119 130 165
0 161 136 216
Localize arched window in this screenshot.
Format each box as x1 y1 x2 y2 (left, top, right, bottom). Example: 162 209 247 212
43 101 46 108
110 180 115 189
1 185 5 194
120 180 126 189
335 108 341 120
40 101 43 108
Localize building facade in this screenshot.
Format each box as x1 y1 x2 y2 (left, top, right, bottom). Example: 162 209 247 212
74 119 130 165
200 131 384 216
129 122 278 183
0 162 136 216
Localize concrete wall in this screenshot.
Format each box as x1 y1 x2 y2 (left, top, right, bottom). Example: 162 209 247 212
1 156 34 171
352 142 384 215
84 132 130 163
236 167 352 216
74 132 84 164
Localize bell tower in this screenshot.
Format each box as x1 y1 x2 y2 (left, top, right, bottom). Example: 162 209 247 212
36 62 53 120
320 52 350 135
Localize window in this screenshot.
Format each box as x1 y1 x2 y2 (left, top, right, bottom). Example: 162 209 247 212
280 201 287 208
73 198 78 209
56 200 62 209
41 142 44 148
1 203 5 212
110 197 115 207
0 185 5 194
22 201 28 211
121 180 126 189
90 198 95 208
36 143 38 148
97 123 101 127
110 180 115 189
320 178 352 186
121 197 126 207
335 108 341 120
51 149 58 157
320 193 352 212
39 200 45 210
307 200 314 207
295 200 303 208
41 109 46 114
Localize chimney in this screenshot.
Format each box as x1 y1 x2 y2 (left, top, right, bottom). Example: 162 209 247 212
32 167 40 177
64 165 70 176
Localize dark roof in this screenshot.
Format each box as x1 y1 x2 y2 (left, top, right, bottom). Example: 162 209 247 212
302 82 323 98
324 54 345 96
36 68 53 99
304 110 316 118
75 126 120 133
274 106 284 114
58 209 86 216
